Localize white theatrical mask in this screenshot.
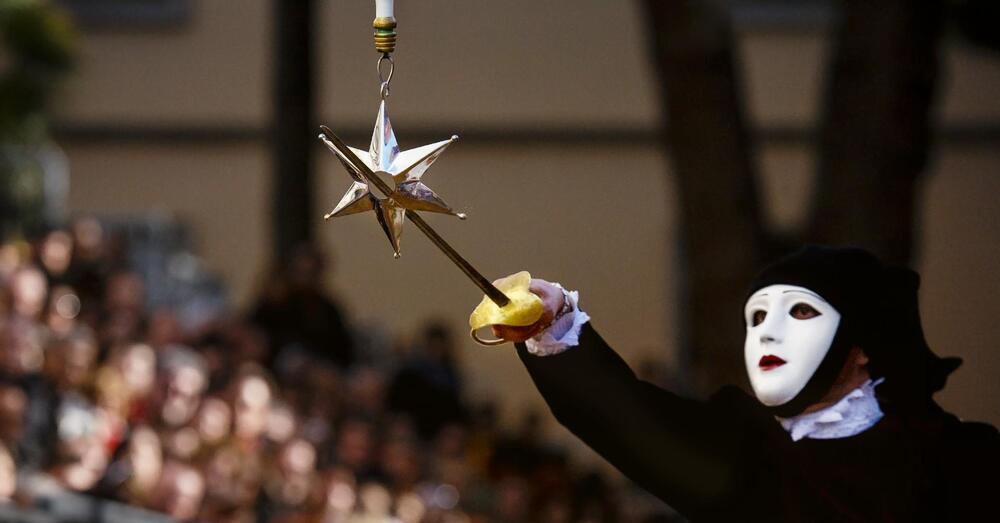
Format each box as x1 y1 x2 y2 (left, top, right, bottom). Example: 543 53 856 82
743 285 842 406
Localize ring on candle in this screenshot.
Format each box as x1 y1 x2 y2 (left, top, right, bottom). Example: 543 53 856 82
373 16 397 53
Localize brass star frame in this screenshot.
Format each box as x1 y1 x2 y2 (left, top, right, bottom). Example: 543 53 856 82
319 102 510 308
321 100 464 257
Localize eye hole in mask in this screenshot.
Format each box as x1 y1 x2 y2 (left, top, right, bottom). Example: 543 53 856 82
789 303 821 320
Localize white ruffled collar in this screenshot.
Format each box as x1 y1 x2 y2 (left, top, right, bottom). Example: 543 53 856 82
776 378 885 442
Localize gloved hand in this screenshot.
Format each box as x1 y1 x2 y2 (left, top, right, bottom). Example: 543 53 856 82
468 272 565 345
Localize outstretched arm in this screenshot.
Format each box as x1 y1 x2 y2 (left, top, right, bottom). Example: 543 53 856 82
487 278 752 517
517 323 745 516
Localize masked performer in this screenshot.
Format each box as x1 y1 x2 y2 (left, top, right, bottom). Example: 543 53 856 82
486 246 999 522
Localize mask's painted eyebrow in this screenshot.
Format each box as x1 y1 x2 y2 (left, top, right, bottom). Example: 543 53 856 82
782 289 823 300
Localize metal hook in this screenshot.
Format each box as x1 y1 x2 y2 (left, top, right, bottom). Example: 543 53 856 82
377 54 394 98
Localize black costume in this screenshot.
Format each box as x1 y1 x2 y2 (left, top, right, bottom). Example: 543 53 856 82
518 325 999 521
516 247 1000 522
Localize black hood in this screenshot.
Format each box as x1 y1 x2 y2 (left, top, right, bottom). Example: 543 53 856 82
746 245 960 416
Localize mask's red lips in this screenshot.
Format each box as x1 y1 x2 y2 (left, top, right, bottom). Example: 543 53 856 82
759 355 786 371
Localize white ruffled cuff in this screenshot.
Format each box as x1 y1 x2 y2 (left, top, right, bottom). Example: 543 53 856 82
524 285 590 357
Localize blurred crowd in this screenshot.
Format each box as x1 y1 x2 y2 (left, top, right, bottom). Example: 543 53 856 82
0 218 673 523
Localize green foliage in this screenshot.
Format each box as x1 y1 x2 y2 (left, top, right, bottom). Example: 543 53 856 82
0 0 76 142
0 0 76 239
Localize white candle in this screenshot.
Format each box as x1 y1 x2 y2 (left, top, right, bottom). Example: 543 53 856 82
375 0 394 18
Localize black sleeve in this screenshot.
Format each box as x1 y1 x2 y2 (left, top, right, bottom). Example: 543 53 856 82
943 420 1000 520
517 323 751 516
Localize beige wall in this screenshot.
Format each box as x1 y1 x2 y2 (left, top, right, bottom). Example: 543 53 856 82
55 0 271 126
317 0 657 128
56 1 1000 446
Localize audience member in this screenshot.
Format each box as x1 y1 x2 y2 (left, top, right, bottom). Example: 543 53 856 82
0 222 669 522
250 243 355 369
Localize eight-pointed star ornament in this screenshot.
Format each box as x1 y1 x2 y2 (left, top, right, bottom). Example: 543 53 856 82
320 100 464 257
